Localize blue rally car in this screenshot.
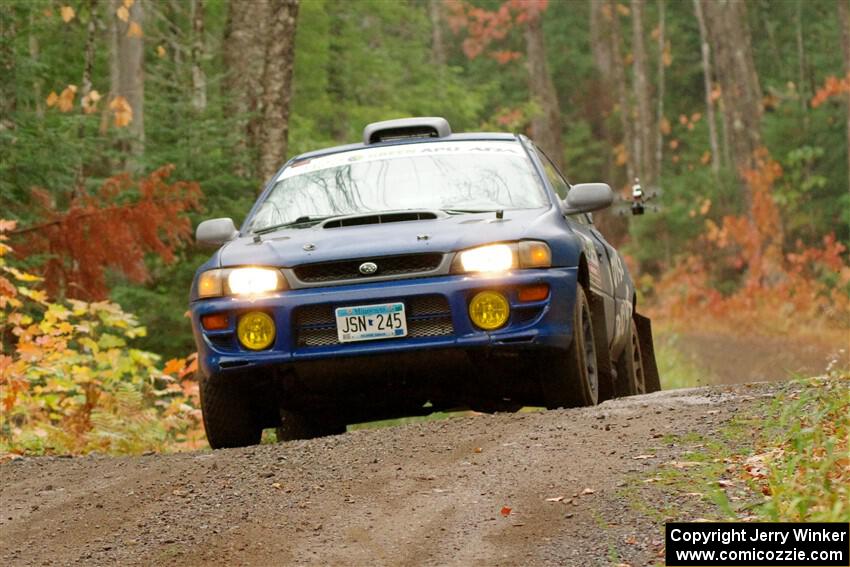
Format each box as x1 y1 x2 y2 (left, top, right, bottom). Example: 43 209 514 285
190 117 660 448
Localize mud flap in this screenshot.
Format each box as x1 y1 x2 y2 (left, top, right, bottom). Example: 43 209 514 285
589 291 615 402
634 313 661 392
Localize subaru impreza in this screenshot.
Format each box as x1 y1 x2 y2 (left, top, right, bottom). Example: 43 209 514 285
190 117 659 448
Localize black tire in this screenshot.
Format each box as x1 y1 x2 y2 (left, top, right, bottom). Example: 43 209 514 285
275 410 346 442
199 374 263 449
540 286 599 408
615 317 646 396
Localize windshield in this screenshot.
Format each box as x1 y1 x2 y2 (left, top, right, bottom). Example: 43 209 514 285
245 140 549 232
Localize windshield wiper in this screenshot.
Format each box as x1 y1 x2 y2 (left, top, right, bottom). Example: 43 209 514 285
253 215 334 234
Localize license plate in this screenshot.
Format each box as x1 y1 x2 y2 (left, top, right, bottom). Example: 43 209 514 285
335 302 408 343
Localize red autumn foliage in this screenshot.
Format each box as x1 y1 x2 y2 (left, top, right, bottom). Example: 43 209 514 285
647 149 850 332
811 73 850 108
15 165 201 300
445 0 548 62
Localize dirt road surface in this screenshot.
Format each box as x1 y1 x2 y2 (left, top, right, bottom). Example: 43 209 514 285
1 383 780 567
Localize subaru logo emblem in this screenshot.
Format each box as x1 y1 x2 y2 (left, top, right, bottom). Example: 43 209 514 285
359 262 378 275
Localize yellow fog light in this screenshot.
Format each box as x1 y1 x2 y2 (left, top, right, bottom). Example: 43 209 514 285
237 311 276 350
468 291 510 330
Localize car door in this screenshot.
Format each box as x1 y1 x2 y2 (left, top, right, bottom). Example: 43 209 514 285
532 148 618 347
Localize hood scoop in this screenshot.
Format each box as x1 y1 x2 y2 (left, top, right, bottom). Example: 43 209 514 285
322 210 440 229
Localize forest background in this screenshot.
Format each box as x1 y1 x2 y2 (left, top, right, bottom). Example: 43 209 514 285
1 0 848 454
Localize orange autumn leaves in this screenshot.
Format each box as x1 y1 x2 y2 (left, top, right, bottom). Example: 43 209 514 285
51 0 140 126
46 85 131 127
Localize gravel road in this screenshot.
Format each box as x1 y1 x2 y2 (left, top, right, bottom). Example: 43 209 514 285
1 383 779 567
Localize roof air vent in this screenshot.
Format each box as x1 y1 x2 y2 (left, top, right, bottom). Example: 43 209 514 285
363 117 452 145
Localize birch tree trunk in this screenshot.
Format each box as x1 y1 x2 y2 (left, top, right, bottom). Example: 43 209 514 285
258 0 300 183
693 0 720 175
838 0 850 196
109 0 145 166
630 0 655 186
524 6 564 168
224 0 269 178
700 0 762 210
190 0 207 113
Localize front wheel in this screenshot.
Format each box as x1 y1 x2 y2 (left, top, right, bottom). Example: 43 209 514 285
540 286 599 408
199 374 263 449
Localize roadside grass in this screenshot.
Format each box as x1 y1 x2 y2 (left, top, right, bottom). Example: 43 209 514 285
625 372 850 524
654 331 716 390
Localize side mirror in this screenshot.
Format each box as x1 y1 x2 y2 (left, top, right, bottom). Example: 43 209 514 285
562 183 614 215
196 218 238 248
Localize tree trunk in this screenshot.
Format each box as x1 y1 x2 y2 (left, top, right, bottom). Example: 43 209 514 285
224 0 269 178
524 6 564 168
429 0 446 68
589 0 615 183
630 0 655 187
700 0 762 209
258 0 300 184
693 0 720 175
109 0 145 167
655 0 665 187
608 0 637 184
838 0 850 196
0 5 16 130
190 0 207 113
81 0 97 102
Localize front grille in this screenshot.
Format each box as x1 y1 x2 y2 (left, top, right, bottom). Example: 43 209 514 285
293 253 443 284
294 295 454 348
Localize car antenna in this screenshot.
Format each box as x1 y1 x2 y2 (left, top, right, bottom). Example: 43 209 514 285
496 209 504 219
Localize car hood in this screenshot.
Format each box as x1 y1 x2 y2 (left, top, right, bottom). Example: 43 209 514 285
217 208 557 267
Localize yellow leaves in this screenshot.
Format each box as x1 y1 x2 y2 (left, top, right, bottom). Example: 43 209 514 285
60 6 76 23
659 117 671 136
156 45 167 59
3 266 42 283
700 151 712 165
46 85 78 113
616 3 630 16
669 139 679 150
109 96 133 128
116 5 130 22
81 90 102 114
127 21 143 38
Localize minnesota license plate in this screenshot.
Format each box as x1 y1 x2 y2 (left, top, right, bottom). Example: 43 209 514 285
335 302 408 343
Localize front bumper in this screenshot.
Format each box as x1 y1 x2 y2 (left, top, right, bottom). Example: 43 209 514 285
191 267 578 378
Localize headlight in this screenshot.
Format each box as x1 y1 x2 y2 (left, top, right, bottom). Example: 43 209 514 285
458 244 515 273
197 267 287 298
452 241 551 274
